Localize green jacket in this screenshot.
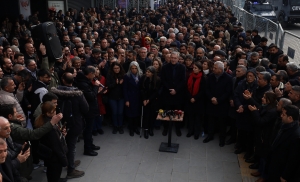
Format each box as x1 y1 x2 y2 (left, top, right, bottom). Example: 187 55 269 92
10 120 54 178
10 120 54 144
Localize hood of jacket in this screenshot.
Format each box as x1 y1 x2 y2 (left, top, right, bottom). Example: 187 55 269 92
51 86 83 97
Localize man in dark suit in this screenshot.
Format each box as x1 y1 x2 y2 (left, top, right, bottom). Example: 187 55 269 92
160 51 186 136
266 105 300 182
203 61 233 147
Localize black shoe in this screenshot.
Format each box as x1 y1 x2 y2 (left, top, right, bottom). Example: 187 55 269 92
234 148 244 154
249 162 259 169
135 128 140 135
92 131 98 136
83 151 98 156
162 129 168 136
176 129 182 137
194 134 199 140
149 129 154 136
186 132 193 138
97 129 104 135
225 138 235 145
118 127 124 134
144 130 149 139
203 136 214 143
91 144 100 150
129 130 134 136
112 127 118 134
219 139 225 147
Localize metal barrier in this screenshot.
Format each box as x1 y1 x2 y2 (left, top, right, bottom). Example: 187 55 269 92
223 0 300 65
281 31 300 65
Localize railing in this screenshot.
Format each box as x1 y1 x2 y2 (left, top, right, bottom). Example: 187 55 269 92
224 0 300 65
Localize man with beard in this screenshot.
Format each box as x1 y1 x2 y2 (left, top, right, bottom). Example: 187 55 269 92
51 73 89 178
76 46 87 68
192 33 207 51
268 44 284 65
277 54 289 71
62 35 75 50
86 48 102 66
1 57 13 76
195 47 207 62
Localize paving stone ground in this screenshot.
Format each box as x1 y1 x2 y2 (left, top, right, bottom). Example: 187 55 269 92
31 126 245 182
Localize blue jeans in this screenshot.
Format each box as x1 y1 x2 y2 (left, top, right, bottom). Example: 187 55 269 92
109 99 124 127
93 115 103 131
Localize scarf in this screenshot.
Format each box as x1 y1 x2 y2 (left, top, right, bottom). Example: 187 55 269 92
131 73 139 84
187 72 203 96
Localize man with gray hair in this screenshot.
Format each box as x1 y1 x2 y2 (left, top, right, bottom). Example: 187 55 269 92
286 62 300 80
160 51 186 137
203 61 233 147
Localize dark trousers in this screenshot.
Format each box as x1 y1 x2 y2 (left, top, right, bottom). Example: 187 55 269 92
142 104 156 129
46 156 62 182
236 129 254 154
207 115 227 140
65 131 78 173
128 116 139 131
83 117 95 151
109 99 124 127
187 112 202 135
93 115 103 131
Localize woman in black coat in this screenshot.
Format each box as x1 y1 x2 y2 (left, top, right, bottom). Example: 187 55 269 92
35 101 67 182
106 62 125 134
123 61 143 136
248 91 278 181
140 66 161 139
185 62 206 140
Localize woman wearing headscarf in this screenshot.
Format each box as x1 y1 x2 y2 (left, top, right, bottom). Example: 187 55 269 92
140 66 161 139
123 61 143 136
185 62 206 139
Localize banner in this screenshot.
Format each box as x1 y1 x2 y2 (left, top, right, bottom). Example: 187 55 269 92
48 1 65 14
19 0 31 20
118 0 128 9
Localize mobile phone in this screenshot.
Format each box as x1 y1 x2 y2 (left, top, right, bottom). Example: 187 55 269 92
56 107 61 114
22 141 31 154
61 122 67 131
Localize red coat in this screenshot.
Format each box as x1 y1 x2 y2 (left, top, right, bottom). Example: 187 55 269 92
92 76 107 115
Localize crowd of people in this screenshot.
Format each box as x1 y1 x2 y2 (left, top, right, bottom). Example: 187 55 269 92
0 0 299 181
